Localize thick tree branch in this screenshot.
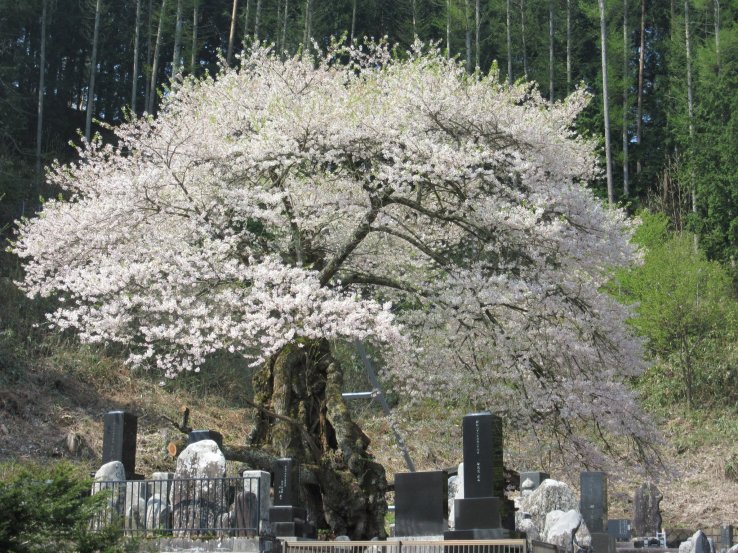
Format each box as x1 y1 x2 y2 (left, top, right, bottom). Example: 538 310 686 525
371 225 451 267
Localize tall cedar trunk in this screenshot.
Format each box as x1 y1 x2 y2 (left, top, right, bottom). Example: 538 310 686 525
350 0 356 44
248 339 387 539
598 0 614 205
521 0 528 78
465 0 472 73
254 0 262 40
191 1 198 72
475 0 480 70
549 0 554 102
714 0 720 71
506 0 512 84
684 0 695 213
85 0 103 141
131 0 142 114
36 0 48 185
144 0 152 111
243 0 251 41
148 0 167 114
622 0 630 197
566 0 571 92
227 0 239 65
282 0 289 51
636 0 645 175
172 0 183 78
446 0 451 58
302 0 311 49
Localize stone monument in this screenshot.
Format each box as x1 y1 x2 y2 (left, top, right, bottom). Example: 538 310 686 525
395 470 448 536
581 472 612 553
632 482 662 537
444 411 512 539
269 458 315 539
102 410 139 480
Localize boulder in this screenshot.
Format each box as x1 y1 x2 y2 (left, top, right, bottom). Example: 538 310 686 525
517 479 578 534
92 461 127 528
680 530 713 553
448 463 464 530
170 440 227 536
543 509 591 553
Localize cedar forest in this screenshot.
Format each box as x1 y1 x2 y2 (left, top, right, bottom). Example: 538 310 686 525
2 0 738 531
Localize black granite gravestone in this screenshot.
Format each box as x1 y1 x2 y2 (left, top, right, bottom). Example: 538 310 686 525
102 411 138 479
607 519 631 541
395 471 448 536
187 429 224 450
580 472 608 534
520 471 549 491
268 458 315 539
445 411 511 540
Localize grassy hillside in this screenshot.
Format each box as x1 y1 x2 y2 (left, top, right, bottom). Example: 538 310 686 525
3 331 738 531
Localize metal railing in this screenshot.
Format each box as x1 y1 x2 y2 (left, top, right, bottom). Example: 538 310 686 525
283 539 531 553
91 475 262 537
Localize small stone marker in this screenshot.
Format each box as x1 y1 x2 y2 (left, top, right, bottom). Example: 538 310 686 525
188 429 223 450
520 471 550 492
395 470 448 536
243 470 271 534
632 482 662 537
607 519 631 542
580 472 608 533
102 411 138 480
721 525 734 553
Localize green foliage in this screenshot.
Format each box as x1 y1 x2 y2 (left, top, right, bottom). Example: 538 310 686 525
0 462 130 553
612 211 738 410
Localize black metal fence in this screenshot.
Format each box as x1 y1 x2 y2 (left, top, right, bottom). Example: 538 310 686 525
90 476 262 537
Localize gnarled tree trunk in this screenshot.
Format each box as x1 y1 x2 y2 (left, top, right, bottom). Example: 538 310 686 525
248 339 387 539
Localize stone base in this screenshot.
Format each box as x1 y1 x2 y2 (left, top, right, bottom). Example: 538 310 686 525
454 497 502 530
272 521 316 539
445 528 511 540
591 532 617 553
269 506 307 523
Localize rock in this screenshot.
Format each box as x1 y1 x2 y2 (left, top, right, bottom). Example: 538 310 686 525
632 482 663 537
124 480 148 531
543 509 591 553
518 517 541 542
726 544 738 553
448 463 464 530
517 479 578 534
521 478 535 497
95 460 126 482
92 461 127 528
145 497 170 530
170 440 227 536
680 531 712 553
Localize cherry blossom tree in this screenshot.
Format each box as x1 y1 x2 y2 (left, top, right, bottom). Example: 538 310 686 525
13 43 660 537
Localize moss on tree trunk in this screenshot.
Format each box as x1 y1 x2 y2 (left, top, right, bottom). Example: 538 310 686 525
248 339 387 539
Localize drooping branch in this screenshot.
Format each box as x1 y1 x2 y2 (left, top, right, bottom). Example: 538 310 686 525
371 225 451 267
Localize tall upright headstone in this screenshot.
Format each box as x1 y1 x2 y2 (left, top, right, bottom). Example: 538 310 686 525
395 471 448 536
268 458 315 539
632 482 662 537
445 411 511 540
102 411 138 480
580 472 608 533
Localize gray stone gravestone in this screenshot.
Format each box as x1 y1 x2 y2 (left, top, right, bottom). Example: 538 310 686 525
395 471 448 536
632 482 662 537
721 526 734 553
444 411 510 540
102 411 138 480
580 472 608 533
520 471 550 492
